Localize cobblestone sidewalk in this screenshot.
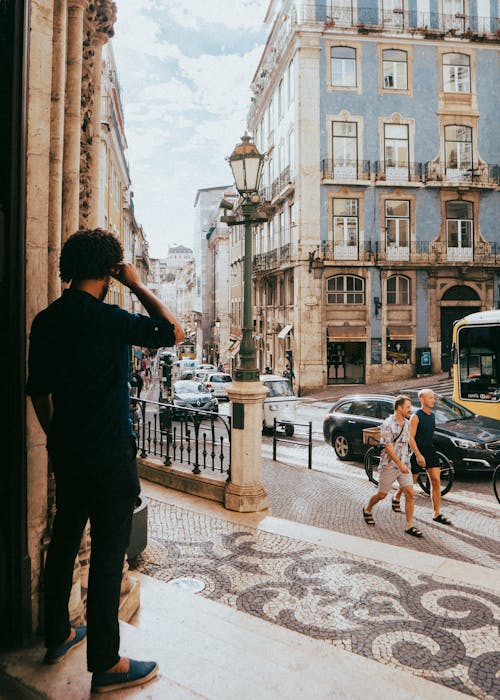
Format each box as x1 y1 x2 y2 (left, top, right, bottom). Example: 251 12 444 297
131 498 500 700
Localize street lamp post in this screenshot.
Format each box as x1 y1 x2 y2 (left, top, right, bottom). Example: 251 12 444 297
223 133 269 513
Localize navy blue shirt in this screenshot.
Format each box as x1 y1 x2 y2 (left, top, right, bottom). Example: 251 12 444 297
414 408 436 449
26 289 175 453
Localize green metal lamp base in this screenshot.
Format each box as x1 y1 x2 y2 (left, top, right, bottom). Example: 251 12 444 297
234 367 260 382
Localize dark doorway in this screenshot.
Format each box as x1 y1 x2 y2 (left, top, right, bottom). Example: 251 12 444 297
0 0 32 648
327 341 366 384
440 306 480 372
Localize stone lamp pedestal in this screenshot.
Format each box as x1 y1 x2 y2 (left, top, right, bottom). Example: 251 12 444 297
225 381 269 513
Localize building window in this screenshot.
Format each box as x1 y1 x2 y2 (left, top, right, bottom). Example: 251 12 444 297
382 0 405 27
331 46 357 87
443 53 470 93
386 275 411 305
383 49 408 89
329 0 354 26
446 200 473 260
278 79 284 118
333 198 359 259
385 199 409 259
443 0 465 31
384 123 409 179
288 130 295 175
327 275 365 304
288 58 295 102
387 339 411 364
445 125 472 175
332 121 358 177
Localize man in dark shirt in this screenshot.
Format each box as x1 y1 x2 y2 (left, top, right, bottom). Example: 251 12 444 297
393 389 452 526
26 229 183 693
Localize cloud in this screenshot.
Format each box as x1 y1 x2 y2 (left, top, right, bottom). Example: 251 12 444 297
111 1 268 256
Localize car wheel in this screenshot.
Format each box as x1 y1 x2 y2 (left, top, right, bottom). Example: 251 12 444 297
333 432 352 460
284 424 294 437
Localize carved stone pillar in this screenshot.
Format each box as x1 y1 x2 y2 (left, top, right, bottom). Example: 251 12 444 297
48 0 67 302
81 0 117 230
61 0 88 242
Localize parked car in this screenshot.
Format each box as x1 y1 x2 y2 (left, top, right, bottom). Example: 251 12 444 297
323 390 500 475
172 380 219 415
260 374 299 436
197 363 217 371
194 368 211 382
204 372 233 400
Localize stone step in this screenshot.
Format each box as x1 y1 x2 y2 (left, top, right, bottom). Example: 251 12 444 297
1 572 471 699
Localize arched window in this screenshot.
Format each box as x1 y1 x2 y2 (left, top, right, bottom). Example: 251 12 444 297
331 46 357 87
387 275 411 305
443 53 470 93
383 49 408 90
327 275 365 304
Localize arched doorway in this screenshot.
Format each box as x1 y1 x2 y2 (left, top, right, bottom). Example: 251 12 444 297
440 285 480 372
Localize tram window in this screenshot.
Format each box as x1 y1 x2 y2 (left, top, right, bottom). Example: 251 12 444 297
458 326 498 401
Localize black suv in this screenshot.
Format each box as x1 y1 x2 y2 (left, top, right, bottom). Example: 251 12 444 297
323 390 500 475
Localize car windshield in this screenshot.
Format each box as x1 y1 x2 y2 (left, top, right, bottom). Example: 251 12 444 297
265 380 295 398
175 381 208 395
406 394 474 423
211 375 232 383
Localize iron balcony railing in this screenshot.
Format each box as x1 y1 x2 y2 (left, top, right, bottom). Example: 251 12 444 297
325 5 498 35
260 166 294 203
424 163 500 187
253 243 299 271
321 159 371 181
131 398 231 478
307 238 500 266
373 161 424 183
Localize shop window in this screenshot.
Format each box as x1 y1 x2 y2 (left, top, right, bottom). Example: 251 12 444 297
387 339 411 364
327 275 365 304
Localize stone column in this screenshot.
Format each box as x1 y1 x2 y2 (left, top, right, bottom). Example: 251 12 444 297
85 34 106 229
225 382 269 512
61 0 87 241
48 0 67 302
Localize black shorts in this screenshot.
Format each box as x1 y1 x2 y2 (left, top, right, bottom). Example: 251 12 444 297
411 448 440 474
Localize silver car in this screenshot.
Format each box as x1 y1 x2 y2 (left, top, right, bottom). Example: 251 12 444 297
204 373 233 401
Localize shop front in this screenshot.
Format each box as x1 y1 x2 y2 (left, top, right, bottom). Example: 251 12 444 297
327 327 366 384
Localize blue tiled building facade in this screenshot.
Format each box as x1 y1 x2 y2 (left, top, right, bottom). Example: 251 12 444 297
248 0 499 389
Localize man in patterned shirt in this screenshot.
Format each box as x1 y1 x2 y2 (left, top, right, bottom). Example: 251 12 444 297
363 395 423 538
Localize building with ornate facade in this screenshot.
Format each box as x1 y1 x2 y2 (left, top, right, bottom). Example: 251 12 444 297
247 0 499 392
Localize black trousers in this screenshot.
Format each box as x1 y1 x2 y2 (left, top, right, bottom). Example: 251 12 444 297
44 437 140 672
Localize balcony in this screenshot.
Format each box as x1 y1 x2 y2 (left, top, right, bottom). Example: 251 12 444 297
260 167 294 205
424 163 499 188
325 6 499 37
367 239 499 265
253 244 298 272
321 159 371 183
373 161 424 184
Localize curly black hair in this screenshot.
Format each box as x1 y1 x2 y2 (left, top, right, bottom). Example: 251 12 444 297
59 228 124 282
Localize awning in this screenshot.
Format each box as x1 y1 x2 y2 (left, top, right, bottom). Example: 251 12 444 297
229 340 241 358
388 326 414 340
277 324 293 339
327 326 366 340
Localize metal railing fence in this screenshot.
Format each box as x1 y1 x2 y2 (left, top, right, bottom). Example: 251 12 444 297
132 398 231 478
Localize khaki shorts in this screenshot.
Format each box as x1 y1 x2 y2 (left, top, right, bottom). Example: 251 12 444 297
378 465 414 494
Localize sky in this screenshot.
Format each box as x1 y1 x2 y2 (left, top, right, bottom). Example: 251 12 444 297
112 0 270 258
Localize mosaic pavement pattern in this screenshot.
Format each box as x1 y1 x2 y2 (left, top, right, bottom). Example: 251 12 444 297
131 498 500 700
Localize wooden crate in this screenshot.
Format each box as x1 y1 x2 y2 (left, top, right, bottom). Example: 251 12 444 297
362 426 381 446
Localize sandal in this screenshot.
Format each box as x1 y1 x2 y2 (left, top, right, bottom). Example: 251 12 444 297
433 514 452 526
391 498 402 513
363 508 375 525
405 526 424 538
